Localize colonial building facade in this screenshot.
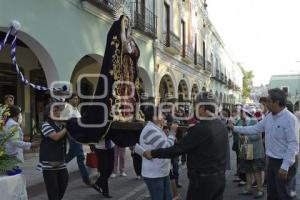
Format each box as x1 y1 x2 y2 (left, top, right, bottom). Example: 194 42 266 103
270 73 300 111
155 0 242 106
0 0 242 135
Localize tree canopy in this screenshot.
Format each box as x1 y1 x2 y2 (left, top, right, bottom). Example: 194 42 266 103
241 67 254 99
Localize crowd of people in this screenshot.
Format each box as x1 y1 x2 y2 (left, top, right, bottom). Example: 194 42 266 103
142 88 300 200
1 87 300 200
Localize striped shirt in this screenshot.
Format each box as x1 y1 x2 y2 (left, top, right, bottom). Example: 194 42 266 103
39 122 66 170
143 126 175 149
41 122 56 137
140 121 175 178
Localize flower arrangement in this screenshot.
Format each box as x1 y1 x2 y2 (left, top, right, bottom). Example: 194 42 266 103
0 105 18 175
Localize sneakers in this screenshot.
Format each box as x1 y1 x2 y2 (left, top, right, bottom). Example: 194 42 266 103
252 183 258 188
110 173 117 178
239 190 253 195
232 177 241 182
290 191 297 197
173 195 182 200
254 191 264 199
111 172 127 177
136 175 142 180
238 181 247 186
120 172 127 177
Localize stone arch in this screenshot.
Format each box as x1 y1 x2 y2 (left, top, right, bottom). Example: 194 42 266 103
70 54 103 97
0 28 59 136
295 101 299 111
215 91 219 100
158 74 176 102
191 83 199 101
138 67 153 97
156 66 177 100
0 28 59 85
178 79 190 102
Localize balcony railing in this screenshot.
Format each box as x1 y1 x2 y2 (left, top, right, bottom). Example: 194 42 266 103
182 45 194 64
211 69 220 80
216 69 220 79
82 0 118 13
130 2 157 38
228 79 234 89
187 45 194 59
205 60 212 73
196 54 204 69
163 31 181 55
234 84 241 91
220 73 225 84
82 0 157 38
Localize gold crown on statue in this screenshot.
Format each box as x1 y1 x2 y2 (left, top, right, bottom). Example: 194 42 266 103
113 0 131 20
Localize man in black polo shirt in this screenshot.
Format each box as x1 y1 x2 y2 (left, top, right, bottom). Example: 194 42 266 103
143 92 228 200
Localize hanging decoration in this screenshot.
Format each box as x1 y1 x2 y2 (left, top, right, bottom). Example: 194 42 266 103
0 27 12 53
0 20 67 92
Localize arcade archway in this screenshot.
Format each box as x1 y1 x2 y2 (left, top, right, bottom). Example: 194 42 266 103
158 74 175 102
178 79 190 102
138 67 153 98
70 54 103 97
295 101 299 111
0 29 57 137
191 84 199 101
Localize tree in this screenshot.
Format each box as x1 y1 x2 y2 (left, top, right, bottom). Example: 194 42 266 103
241 67 254 99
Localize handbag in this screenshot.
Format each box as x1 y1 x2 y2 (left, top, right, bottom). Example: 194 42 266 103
239 136 254 160
86 152 98 168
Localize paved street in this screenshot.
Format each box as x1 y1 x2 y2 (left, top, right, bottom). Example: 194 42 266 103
25 143 300 200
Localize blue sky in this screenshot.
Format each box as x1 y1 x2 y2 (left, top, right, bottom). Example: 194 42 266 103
207 0 300 86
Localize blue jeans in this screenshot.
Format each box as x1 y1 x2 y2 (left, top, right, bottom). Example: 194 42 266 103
144 176 172 200
66 139 89 182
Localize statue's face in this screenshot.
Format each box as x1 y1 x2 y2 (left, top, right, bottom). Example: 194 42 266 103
123 16 129 30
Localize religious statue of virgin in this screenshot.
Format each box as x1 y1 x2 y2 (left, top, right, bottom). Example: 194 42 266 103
66 10 144 146
109 15 141 121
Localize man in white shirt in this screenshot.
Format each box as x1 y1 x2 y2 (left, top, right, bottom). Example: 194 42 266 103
61 93 91 186
228 88 300 200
